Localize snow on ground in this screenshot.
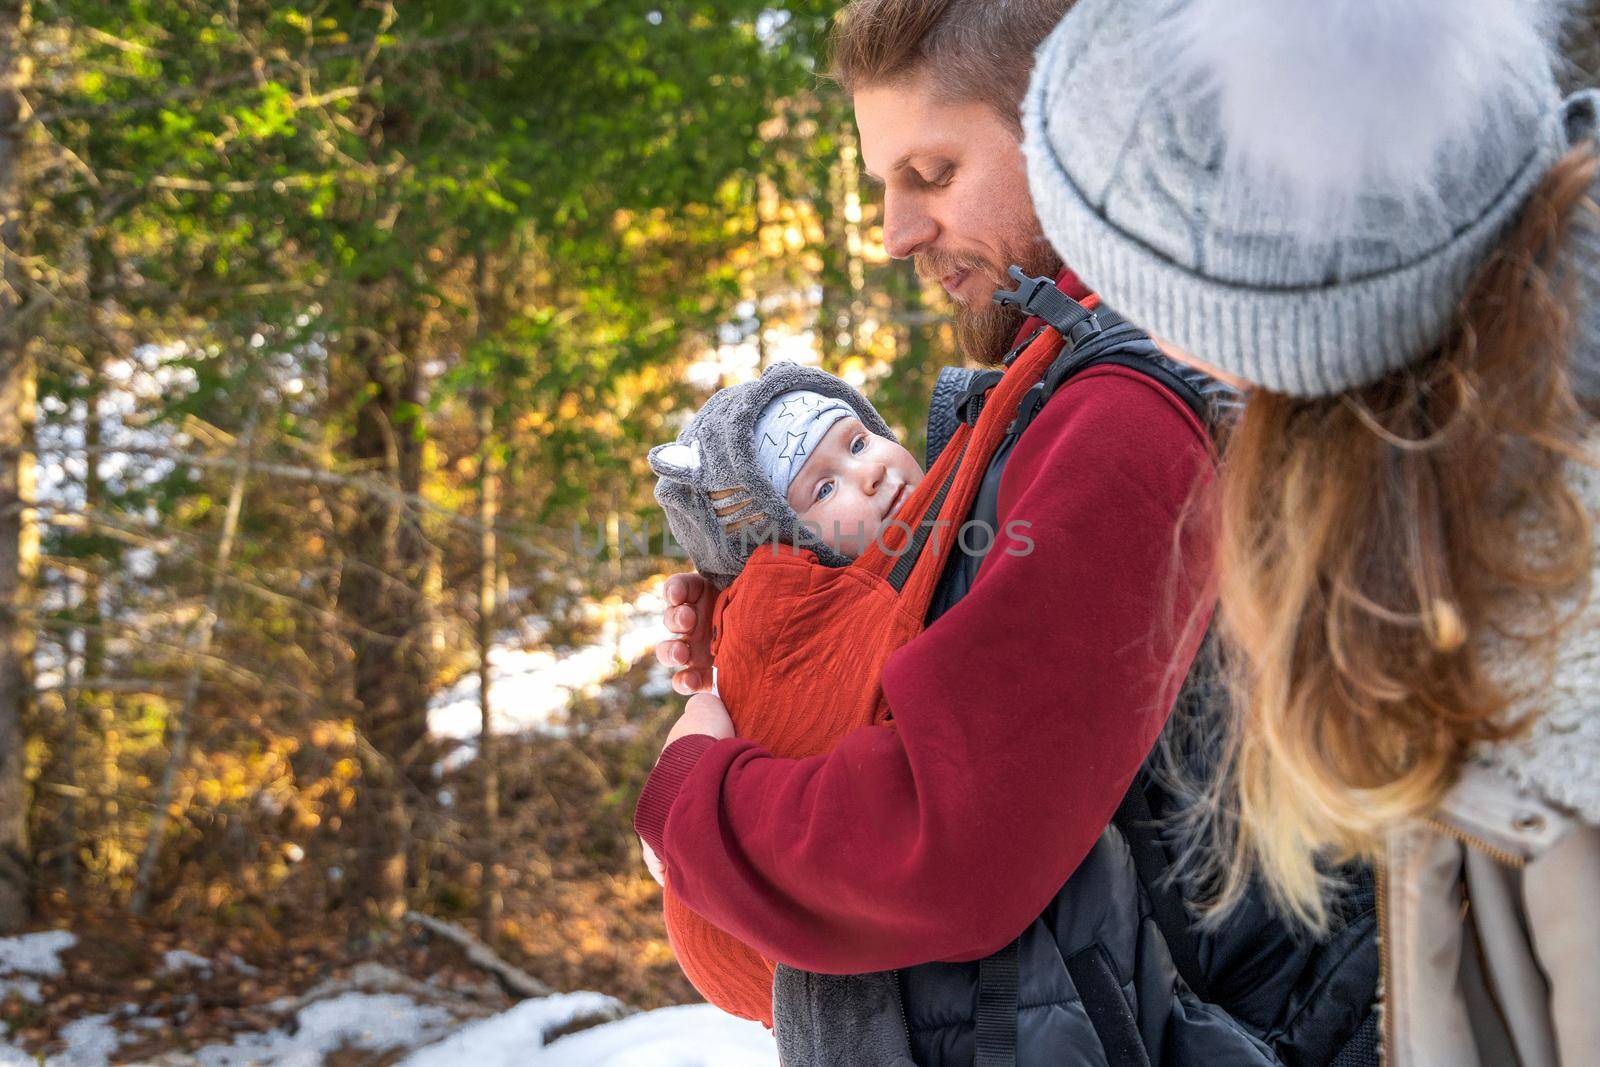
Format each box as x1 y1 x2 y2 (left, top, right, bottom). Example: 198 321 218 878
160 949 212 974
0 927 775 1066
404 1002 777 1067
55 1015 121 1067
0 977 39 1006
399 991 621 1065
192 993 456 1067
428 579 672 767
0 929 75 978
0 929 75 1005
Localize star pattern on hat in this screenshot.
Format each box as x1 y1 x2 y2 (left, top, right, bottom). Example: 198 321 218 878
763 430 809 461
777 394 812 418
777 430 808 462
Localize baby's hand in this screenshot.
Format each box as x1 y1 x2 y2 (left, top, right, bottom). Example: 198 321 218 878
663 692 736 747
655 572 717 695
640 838 666 887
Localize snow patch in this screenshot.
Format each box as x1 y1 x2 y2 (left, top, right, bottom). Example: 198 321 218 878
401 991 622 1065
537 1004 776 1066
194 992 455 1066
161 949 213 974
56 1014 122 1067
404 1002 775 1067
428 581 669 764
0 977 40 1005
640 660 675 700
0 930 75 979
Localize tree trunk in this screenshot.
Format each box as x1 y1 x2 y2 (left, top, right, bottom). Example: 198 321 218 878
57 241 111 897
0 0 36 933
837 125 868 359
475 395 501 945
56 633 77 892
336 319 436 925
82 253 115 874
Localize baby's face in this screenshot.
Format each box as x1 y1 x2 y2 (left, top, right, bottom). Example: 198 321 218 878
785 417 924 558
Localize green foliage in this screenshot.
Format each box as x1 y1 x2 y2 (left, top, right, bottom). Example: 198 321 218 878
18 0 955 960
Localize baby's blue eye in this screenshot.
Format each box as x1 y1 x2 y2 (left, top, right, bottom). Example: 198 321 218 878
851 435 867 455
815 480 835 503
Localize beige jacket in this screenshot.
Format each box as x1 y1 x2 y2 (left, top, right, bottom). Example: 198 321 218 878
1382 447 1600 1066
1382 767 1600 1066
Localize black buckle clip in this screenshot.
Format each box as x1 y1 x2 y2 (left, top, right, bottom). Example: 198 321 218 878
993 266 1101 346
1001 325 1046 367
1009 382 1049 437
954 369 1004 425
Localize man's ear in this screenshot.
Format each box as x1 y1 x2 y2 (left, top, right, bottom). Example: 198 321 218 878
648 440 705 485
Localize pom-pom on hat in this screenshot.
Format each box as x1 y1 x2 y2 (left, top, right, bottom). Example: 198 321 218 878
1022 0 1597 397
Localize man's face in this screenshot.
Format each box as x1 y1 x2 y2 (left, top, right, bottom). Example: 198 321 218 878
854 70 1061 362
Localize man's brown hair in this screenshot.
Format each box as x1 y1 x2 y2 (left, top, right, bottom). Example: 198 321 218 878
829 0 1075 126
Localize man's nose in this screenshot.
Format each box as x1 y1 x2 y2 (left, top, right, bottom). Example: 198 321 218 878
881 191 936 260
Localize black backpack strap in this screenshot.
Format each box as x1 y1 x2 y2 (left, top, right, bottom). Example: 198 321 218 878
1113 779 1211 1002
974 936 1021 1066
925 366 973 468
1064 945 1152 1067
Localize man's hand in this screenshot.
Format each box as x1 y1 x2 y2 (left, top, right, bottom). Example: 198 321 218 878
654 572 716 695
639 691 736 887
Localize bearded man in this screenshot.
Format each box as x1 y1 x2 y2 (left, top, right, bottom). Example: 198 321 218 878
636 2 1379 1063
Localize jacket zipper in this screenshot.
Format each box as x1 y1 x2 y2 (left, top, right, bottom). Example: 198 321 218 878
891 968 910 1044
1375 857 1393 1067
1420 816 1527 868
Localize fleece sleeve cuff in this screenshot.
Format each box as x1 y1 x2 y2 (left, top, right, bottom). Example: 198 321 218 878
634 733 720 857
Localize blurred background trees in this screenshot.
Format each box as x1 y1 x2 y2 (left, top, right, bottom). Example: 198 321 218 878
0 0 962 1015
6 0 1593 1032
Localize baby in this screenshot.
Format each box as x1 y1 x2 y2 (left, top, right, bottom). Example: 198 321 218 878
645 361 927 1029
649 361 923 583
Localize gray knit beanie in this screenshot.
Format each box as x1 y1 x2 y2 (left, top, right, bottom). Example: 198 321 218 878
1022 0 1599 398
649 362 895 587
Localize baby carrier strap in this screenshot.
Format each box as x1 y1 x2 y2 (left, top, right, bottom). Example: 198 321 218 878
853 292 1090 611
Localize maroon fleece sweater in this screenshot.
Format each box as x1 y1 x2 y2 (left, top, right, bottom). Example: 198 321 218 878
634 362 1216 975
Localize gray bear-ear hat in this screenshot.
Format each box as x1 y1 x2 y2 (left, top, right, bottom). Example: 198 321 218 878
649 362 895 587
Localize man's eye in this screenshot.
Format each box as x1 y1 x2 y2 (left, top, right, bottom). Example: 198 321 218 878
925 165 955 187
814 480 835 503
851 435 867 455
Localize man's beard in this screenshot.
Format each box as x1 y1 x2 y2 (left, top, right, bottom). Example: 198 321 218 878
918 236 1063 366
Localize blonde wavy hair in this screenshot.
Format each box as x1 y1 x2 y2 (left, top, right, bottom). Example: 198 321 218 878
1204 145 1600 930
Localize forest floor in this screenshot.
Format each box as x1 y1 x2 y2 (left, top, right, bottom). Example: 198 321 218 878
0 579 759 1064
0 907 774 1064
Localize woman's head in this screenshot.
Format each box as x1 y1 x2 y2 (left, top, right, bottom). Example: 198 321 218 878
1022 0 1599 927
1207 147 1597 925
